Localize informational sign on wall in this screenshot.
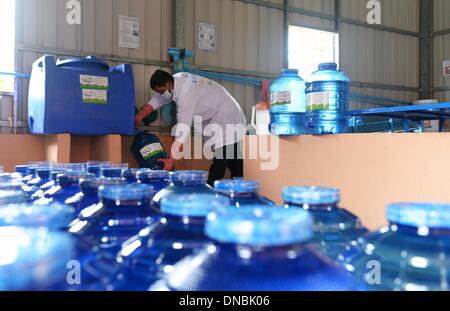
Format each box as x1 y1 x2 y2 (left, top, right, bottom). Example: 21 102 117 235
119 15 140 49
198 22 216 51
443 60 450 77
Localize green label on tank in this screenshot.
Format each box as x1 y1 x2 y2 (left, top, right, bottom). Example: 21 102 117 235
82 89 107 104
307 92 331 111
270 90 292 106
80 75 109 90
140 143 164 160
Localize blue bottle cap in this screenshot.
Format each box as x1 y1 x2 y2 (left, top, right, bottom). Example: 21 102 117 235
79 177 126 192
205 206 313 246
99 184 154 201
281 69 299 75
57 172 94 186
170 170 208 184
0 190 28 205
15 165 29 175
282 186 340 205
137 170 170 180
387 203 450 229
101 167 124 177
0 173 23 190
0 227 74 291
37 168 51 179
27 167 39 177
51 170 66 181
319 62 338 70
214 180 260 194
161 194 230 217
0 203 76 229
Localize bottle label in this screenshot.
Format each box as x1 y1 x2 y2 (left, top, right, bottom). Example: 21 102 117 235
270 91 292 106
307 91 331 111
140 143 164 160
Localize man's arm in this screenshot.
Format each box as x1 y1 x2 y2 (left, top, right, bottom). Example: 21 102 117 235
135 104 154 128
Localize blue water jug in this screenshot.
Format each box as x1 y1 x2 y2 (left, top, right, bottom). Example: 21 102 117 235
305 63 350 135
214 180 275 207
152 171 216 210
137 170 170 193
0 173 23 191
0 227 75 291
15 165 29 181
283 187 368 260
115 194 230 291
152 206 358 291
0 190 28 205
28 55 135 135
30 169 67 201
35 172 94 205
23 168 52 198
269 69 306 136
65 177 127 212
339 202 450 291
86 162 110 177
101 167 124 178
69 184 158 253
131 131 168 170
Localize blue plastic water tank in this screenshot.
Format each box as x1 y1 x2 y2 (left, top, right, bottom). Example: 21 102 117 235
115 194 230 291
152 206 359 291
28 55 135 135
283 186 368 260
269 69 306 136
152 171 216 210
304 63 350 135
214 180 275 207
339 202 450 291
131 131 168 170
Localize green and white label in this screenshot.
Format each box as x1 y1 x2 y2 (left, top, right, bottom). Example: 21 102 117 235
82 89 107 104
80 75 109 90
307 91 331 111
140 143 164 160
270 90 292 106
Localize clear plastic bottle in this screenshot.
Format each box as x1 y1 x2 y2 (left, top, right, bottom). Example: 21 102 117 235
137 170 170 193
214 180 275 207
152 171 216 211
152 206 359 291
65 177 127 213
339 202 450 291
269 69 306 136
304 63 350 135
115 194 230 290
283 187 368 260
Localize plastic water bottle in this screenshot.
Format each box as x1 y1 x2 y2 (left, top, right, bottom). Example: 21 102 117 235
283 187 368 260
115 194 230 291
23 168 52 198
122 169 147 184
65 177 127 212
305 63 350 135
35 172 94 205
152 171 216 210
0 227 75 291
339 202 450 291
0 173 23 191
214 180 275 207
0 190 28 206
30 169 67 201
137 170 170 193
131 131 168 170
152 206 359 291
15 165 29 179
269 69 306 136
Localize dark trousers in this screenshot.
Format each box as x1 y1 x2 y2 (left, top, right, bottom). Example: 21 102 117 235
207 142 243 186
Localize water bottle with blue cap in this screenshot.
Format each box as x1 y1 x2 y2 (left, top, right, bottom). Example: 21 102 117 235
122 168 148 184
15 165 30 184
283 186 368 260
0 227 75 291
86 161 111 177
339 202 450 291
115 194 230 291
0 173 23 191
214 179 274 207
152 206 359 291
101 163 128 178
34 172 94 205
152 170 216 210
136 170 170 193
22 167 52 198
30 169 67 201
305 63 350 135
65 177 127 212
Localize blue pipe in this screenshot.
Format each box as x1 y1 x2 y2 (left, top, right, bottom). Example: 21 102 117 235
0 72 31 79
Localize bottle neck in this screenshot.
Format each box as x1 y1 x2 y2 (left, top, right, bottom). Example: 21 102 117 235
224 191 259 199
164 215 206 232
100 197 154 212
172 180 207 187
286 201 338 211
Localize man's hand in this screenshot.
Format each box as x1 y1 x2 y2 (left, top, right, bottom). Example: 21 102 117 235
135 104 154 128
135 115 143 128
158 156 175 171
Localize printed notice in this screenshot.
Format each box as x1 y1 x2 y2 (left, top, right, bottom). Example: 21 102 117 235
198 22 216 51
140 143 164 160
444 60 450 77
270 91 292 106
80 75 108 90
119 15 140 49
82 89 107 104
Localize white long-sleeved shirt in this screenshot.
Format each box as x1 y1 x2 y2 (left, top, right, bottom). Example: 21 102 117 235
147 72 247 150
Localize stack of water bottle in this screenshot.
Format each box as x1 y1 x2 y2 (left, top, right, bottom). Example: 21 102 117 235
1 163 450 291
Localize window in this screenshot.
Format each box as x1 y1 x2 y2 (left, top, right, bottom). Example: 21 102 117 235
0 0 15 93
288 25 339 79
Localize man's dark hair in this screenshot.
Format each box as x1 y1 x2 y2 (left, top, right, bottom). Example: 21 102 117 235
150 70 174 90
